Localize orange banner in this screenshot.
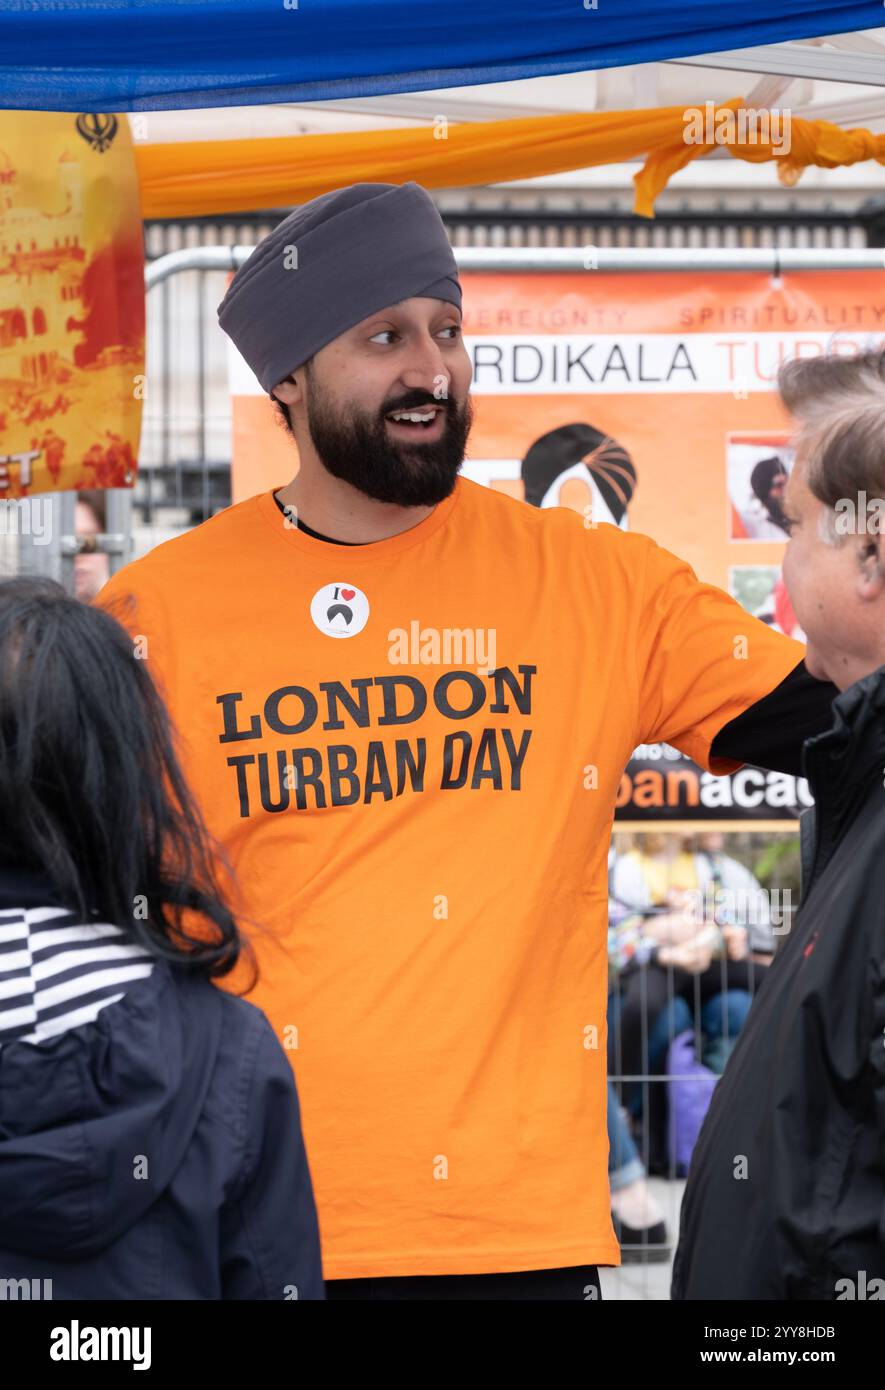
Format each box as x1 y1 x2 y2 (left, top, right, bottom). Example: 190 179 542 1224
0 112 144 496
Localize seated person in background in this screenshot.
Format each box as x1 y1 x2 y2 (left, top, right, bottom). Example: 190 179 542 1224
608 833 770 1123
684 829 777 1064
607 1074 669 1262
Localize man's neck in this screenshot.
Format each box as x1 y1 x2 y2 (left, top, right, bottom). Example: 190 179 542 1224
272 492 361 544
274 471 436 545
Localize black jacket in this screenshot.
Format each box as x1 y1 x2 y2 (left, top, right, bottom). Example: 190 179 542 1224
0 870 324 1300
672 665 885 1300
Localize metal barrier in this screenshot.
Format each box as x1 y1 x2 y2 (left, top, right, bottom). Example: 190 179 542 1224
604 823 798 1296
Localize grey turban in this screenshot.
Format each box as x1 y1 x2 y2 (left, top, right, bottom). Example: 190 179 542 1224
217 181 461 393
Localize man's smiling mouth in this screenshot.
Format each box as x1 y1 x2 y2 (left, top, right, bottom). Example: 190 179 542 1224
385 406 446 435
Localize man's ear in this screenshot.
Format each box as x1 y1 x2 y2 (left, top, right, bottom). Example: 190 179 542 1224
855 528 885 597
271 372 302 407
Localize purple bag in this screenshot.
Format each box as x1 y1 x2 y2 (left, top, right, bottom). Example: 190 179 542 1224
666 1030 718 1176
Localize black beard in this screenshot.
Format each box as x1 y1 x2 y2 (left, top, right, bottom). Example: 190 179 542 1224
305 386 474 507
765 494 790 533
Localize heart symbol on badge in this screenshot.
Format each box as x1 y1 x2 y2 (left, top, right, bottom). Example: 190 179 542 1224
340 588 355 601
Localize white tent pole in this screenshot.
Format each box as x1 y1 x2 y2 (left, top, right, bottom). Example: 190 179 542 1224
668 44 885 85
742 73 795 108
146 244 885 290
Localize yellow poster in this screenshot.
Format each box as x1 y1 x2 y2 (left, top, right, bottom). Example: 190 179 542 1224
0 111 144 495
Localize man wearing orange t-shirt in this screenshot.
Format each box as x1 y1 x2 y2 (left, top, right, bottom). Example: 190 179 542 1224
97 182 836 1300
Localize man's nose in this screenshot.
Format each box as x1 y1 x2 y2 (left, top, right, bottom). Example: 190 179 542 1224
399 335 451 399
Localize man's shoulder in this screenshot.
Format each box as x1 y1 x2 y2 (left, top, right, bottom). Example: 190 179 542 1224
457 476 652 557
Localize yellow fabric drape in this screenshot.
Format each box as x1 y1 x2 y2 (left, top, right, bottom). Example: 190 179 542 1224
133 102 885 221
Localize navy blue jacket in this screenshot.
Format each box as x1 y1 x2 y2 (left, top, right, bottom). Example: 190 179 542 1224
0 881 325 1300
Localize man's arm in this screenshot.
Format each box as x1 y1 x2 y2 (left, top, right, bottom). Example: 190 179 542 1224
625 527 833 778
710 659 837 777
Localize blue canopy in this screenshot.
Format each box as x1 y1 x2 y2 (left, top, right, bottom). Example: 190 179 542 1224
0 0 880 112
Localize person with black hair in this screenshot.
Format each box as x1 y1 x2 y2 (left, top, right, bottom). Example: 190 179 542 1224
0 577 324 1301
744 455 790 538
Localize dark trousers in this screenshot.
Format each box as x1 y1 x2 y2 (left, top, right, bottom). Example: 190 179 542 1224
609 957 757 1081
608 956 759 1171
325 1264 602 1301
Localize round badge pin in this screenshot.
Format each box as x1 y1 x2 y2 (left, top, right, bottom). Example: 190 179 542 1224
310 582 370 638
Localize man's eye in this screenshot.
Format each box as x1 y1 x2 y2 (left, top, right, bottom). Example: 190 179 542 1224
370 326 460 345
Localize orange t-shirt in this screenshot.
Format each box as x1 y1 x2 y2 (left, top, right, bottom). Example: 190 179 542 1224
96 477 803 1278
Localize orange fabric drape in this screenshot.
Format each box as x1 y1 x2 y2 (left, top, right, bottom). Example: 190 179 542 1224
133 103 885 221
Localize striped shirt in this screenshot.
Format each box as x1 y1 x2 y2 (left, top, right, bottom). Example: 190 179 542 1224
0 902 155 1047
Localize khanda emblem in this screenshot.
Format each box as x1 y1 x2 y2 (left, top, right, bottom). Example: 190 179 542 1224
75 113 119 154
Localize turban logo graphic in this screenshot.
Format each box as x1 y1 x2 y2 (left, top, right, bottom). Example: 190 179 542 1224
520 423 637 527
326 603 353 628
